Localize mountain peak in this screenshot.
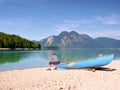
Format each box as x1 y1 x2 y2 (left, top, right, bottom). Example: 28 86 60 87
59 31 69 35
39 31 120 48
80 34 93 40
69 31 80 36
70 31 78 34
58 31 69 38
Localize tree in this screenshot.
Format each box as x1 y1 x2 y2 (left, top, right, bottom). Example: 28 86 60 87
0 32 41 49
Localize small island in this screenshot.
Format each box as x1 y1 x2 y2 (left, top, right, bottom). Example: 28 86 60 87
43 46 59 50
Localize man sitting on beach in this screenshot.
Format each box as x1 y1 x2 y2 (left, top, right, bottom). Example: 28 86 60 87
47 52 60 70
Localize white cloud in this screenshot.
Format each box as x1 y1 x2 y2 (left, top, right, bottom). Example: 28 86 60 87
55 14 120 31
55 24 120 39
95 15 120 25
63 19 91 27
55 26 73 33
63 15 120 26
55 19 92 33
54 14 120 40
0 19 29 28
78 30 120 40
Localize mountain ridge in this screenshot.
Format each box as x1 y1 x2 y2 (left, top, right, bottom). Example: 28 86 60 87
39 31 120 48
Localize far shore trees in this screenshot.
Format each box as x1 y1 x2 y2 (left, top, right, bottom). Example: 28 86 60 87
43 46 59 50
0 32 41 49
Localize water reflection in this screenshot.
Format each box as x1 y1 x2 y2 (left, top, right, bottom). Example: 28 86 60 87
0 48 120 71
0 51 33 64
0 50 52 71
57 48 120 62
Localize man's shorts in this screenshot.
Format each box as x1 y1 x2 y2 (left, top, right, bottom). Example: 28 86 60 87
49 61 60 65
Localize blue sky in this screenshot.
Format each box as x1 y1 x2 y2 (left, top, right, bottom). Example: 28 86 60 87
0 0 120 40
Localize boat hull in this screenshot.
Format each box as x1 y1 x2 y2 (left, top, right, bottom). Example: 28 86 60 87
56 54 114 70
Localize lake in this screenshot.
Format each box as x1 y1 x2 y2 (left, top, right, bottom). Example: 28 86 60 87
0 48 120 71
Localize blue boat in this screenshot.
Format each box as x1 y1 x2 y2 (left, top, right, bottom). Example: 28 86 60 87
56 54 114 70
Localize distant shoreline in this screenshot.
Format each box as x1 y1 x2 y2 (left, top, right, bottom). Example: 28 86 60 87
0 48 40 50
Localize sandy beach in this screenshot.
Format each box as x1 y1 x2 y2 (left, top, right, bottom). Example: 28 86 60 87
0 60 120 90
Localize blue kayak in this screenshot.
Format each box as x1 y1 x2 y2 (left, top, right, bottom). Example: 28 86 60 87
56 54 114 70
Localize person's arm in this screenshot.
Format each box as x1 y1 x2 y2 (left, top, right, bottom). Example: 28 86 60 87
49 56 53 62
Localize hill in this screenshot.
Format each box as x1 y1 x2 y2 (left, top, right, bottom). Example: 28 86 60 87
0 32 41 49
39 31 120 48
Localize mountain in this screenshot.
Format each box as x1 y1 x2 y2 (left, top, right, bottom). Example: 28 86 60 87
95 37 120 48
39 31 120 48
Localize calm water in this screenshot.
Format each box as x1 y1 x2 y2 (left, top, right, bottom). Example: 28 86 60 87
0 48 120 71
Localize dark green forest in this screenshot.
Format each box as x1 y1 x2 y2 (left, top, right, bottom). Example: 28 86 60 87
43 46 59 50
0 32 41 49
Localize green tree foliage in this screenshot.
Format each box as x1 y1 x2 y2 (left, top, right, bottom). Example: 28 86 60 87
0 32 41 49
43 46 59 50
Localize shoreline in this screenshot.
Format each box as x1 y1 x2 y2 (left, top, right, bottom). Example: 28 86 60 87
0 48 40 50
0 60 120 90
0 59 119 73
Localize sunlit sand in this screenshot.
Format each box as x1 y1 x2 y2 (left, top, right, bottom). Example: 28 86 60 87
0 60 120 90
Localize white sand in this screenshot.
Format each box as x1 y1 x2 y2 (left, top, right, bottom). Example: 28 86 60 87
0 60 120 90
